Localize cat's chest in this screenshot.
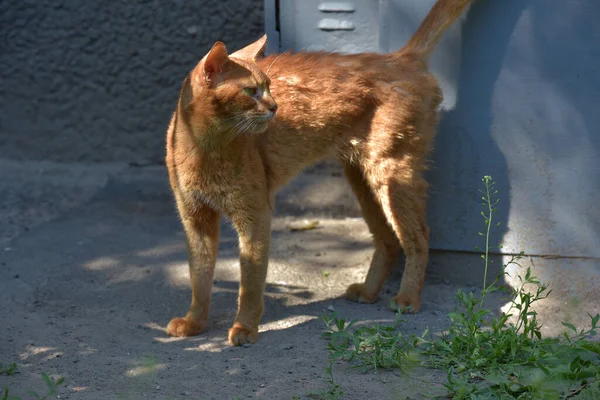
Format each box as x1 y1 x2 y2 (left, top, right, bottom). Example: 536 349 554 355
179 157 262 213
184 170 241 210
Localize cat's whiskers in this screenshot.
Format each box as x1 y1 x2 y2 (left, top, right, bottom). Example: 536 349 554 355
232 118 254 139
230 118 250 137
221 114 246 124
266 50 290 75
232 115 269 139
248 118 261 133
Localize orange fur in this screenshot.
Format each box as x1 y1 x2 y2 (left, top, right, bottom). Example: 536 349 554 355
165 0 476 345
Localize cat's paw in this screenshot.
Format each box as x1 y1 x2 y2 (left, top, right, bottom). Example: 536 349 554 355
228 326 258 346
390 292 421 313
345 283 378 303
166 317 204 337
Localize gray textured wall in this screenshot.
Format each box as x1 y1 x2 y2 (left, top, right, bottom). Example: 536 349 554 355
0 0 264 163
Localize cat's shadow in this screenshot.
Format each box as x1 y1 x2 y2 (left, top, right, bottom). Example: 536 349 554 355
426 0 530 283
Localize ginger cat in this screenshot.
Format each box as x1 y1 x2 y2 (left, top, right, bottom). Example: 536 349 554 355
165 0 475 345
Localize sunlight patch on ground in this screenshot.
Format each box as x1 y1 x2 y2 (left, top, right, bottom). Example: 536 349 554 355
163 262 190 286
164 258 241 287
259 314 316 333
106 268 154 284
136 243 184 258
153 336 186 344
19 345 58 361
350 317 401 328
83 256 119 270
185 338 229 353
77 344 98 356
126 362 167 378
41 351 63 362
142 321 167 333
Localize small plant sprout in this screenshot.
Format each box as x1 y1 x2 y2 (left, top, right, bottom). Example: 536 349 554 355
1 370 64 400
0 364 18 377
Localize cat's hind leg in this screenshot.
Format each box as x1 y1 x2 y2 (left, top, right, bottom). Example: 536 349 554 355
343 162 402 304
364 162 430 313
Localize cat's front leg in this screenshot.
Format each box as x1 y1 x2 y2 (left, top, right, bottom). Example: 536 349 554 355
167 204 220 337
228 209 272 345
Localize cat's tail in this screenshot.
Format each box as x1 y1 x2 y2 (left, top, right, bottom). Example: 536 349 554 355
401 0 476 59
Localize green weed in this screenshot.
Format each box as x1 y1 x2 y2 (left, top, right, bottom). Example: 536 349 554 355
1 371 64 400
321 311 423 373
0 364 18 377
320 176 600 399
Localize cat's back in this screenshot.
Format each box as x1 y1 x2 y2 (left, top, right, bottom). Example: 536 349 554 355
258 52 377 128
258 50 439 123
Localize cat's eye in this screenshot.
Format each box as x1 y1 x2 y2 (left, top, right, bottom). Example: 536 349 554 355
243 87 258 96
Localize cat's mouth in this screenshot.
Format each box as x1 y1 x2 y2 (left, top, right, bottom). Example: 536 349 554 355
249 118 271 133
246 113 275 133
255 111 275 122
228 113 274 136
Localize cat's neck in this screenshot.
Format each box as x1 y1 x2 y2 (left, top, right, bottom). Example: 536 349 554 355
177 106 249 156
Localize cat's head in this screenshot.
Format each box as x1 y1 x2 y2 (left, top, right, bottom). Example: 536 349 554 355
187 35 277 136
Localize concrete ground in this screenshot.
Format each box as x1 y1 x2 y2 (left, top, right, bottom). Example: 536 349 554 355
0 159 593 399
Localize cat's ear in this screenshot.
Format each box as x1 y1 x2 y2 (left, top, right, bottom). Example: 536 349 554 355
199 41 230 86
231 34 267 61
